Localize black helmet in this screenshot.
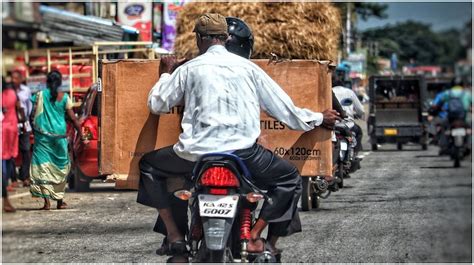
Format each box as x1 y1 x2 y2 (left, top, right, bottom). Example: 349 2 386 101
225 17 254 59
451 76 464 87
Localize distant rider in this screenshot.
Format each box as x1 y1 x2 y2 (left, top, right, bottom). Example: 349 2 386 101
430 77 472 154
332 78 366 153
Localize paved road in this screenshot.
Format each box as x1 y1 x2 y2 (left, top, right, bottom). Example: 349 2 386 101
2 144 471 263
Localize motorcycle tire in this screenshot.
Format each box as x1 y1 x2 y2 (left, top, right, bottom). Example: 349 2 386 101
208 250 226 263
312 193 320 209
301 177 313 211
371 143 378 151
453 148 461 168
454 159 461 168
397 143 403 150
337 163 344 188
71 166 90 192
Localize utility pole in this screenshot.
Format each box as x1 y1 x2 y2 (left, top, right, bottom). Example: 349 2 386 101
346 2 351 56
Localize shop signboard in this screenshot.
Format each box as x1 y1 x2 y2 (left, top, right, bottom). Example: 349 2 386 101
118 2 152 41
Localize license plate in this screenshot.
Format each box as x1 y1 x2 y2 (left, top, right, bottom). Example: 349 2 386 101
384 128 398 136
199 194 239 218
340 142 348 151
451 128 466 137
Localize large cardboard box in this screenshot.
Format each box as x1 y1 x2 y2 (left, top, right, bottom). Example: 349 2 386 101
100 59 332 189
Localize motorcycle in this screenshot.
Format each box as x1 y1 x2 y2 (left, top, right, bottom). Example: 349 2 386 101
444 119 471 167
333 120 357 188
173 153 279 263
428 106 471 167
332 100 362 188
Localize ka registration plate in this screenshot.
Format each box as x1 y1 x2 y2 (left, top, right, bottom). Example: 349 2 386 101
199 194 239 218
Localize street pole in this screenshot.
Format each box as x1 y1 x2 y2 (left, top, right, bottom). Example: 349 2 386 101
346 3 351 56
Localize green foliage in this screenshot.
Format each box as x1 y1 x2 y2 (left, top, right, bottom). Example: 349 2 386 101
362 21 465 67
334 2 388 22
353 3 388 21
366 54 379 76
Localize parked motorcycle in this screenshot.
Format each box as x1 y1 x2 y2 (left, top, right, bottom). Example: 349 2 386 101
173 153 279 263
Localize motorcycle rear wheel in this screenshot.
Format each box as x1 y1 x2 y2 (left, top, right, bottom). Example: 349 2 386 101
452 147 462 168
208 250 226 263
337 163 344 188
397 143 403 150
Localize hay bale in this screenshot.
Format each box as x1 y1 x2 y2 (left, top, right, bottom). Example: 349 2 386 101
173 2 341 60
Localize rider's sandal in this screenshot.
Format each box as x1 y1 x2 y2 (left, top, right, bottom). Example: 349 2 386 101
156 237 170 256
248 238 282 262
165 240 189 263
265 241 283 262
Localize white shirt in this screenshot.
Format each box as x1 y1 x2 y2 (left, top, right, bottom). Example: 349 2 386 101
332 86 365 122
148 45 323 161
16 84 33 132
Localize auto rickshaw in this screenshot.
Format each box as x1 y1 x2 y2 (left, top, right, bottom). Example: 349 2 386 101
368 75 428 151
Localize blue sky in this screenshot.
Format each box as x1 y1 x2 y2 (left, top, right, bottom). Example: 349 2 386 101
357 2 472 32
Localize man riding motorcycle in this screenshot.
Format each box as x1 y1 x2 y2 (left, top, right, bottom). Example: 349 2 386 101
332 78 365 153
430 77 472 155
136 13 340 262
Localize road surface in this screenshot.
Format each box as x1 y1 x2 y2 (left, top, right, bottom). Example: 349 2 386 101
2 144 471 262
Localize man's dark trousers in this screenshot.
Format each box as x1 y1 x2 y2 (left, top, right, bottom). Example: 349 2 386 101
137 144 302 239
19 132 31 181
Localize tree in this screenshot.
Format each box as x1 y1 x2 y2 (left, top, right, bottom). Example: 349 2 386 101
334 3 388 56
334 2 388 22
362 21 464 68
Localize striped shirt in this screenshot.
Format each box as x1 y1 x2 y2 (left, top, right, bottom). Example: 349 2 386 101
148 45 323 161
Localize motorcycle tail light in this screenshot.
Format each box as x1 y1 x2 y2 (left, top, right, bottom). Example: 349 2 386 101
200 167 240 187
209 188 229 195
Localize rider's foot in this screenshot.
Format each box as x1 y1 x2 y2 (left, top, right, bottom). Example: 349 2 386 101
157 239 187 257
156 237 170 256
247 238 265 253
166 255 189 263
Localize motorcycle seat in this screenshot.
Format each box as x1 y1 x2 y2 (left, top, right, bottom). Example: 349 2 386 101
193 152 253 182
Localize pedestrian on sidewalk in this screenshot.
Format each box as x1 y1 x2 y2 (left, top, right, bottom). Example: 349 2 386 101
29 71 84 210
12 70 33 187
2 77 18 212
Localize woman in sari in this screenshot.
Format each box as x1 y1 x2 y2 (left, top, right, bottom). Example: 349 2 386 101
30 71 84 210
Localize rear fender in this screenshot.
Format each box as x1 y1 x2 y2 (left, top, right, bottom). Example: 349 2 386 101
202 217 235 251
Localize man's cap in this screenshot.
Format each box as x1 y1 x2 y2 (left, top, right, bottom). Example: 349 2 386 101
193 13 228 36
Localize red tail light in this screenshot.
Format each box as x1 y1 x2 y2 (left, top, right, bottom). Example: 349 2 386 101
209 188 229 195
200 167 240 187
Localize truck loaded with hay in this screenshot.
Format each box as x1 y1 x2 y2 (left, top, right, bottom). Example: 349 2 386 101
79 2 341 211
